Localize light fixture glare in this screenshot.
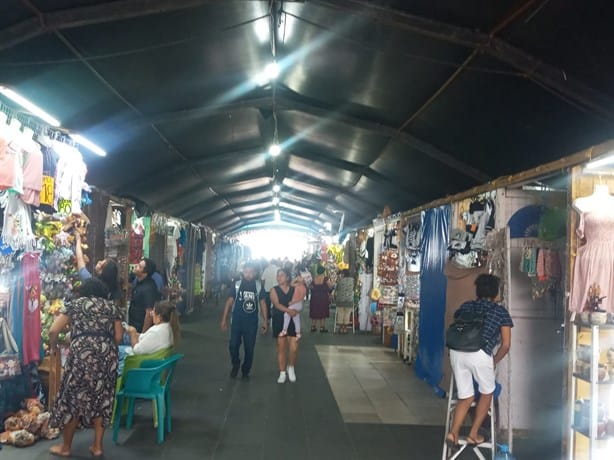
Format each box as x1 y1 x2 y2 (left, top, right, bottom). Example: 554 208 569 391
272 196 280 206
264 62 280 80
0 86 60 127
272 184 281 193
72 134 107 157
586 151 614 170
269 143 281 157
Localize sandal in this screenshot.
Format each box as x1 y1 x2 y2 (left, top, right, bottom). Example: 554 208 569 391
320 327 328 333
445 433 458 449
466 435 485 446
310 325 317 332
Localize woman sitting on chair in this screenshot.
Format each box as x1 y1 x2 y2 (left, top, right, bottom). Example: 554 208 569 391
124 301 180 355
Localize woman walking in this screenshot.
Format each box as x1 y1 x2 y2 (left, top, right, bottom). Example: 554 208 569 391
49 278 124 458
270 268 299 383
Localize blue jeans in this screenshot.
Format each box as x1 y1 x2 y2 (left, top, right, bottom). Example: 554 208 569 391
229 318 258 375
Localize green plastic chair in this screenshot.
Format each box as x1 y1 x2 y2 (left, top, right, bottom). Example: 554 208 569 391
111 347 173 424
112 353 184 444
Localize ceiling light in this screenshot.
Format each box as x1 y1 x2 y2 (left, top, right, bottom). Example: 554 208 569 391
269 143 281 157
0 85 60 127
272 184 281 193
272 196 280 206
264 62 280 80
274 210 281 222
585 151 614 170
72 134 107 157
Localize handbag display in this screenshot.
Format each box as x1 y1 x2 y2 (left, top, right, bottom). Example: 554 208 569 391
445 310 485 352
0 317 21 380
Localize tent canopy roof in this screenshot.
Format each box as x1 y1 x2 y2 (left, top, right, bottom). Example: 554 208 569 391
1 0 612 234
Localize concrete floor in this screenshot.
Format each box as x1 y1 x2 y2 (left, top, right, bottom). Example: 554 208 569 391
2 301 561 459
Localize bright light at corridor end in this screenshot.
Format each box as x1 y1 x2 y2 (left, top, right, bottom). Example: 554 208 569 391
237 228 310 261
0 86 60 127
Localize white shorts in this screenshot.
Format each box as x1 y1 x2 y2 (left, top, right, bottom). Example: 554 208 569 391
449 349 495 399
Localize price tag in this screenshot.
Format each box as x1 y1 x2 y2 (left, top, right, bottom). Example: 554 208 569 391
58 198 72 215
40 176 54 206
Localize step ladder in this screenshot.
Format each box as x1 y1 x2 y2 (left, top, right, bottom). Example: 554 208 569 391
442 374 497 460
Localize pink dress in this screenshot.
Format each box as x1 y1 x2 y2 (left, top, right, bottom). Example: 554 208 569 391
570 211 614 312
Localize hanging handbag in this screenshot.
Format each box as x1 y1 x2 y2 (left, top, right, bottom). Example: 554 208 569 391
445 309 485 352
0 317 22 380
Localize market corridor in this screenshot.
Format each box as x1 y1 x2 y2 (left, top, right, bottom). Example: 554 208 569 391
5 301 555 460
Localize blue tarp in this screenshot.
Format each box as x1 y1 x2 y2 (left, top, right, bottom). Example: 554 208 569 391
415 205 450 397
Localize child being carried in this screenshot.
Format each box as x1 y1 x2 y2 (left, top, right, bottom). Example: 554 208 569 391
279 270 312 340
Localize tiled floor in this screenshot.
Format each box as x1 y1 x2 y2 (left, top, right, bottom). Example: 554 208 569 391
2 302 561 459
317 345 446 425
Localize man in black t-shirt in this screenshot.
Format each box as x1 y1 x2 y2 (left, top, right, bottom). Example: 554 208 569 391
128 258 160 333
221 263 267 379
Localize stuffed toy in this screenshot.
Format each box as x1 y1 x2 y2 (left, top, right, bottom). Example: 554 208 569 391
0 398 59 447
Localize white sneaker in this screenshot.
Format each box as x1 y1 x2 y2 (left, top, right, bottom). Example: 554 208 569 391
287 366 296 383
277 371 287 384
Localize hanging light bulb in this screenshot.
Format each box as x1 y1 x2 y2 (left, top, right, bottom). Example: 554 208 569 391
274 209 281 222
269 143 281 157
272 196 280 206
272 184 281 193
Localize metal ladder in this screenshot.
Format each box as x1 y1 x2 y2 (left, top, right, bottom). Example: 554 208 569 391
442 374 497 460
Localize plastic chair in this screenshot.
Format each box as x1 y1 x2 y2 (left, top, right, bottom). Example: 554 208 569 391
111 347 173 424
113 353 184 444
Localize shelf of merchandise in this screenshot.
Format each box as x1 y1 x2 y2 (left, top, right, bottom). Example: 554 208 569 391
569 322 614 460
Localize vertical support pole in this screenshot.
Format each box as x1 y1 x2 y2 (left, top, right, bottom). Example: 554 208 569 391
505 225 513 452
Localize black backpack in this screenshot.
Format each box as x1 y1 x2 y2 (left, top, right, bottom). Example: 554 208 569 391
445 309 485 352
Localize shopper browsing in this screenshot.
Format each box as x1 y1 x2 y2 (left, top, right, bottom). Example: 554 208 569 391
278 270 311 340
446 274 513 449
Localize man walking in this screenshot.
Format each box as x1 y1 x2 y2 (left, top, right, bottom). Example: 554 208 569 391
221 263 268 379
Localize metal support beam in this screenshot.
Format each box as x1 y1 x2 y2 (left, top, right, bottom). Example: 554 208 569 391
1 0 276 51
148 88 491 183
312 0 614 121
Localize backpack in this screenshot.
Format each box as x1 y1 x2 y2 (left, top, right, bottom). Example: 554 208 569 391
445 309 485 352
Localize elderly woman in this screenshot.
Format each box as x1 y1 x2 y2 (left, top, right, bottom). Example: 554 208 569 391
49 278 123 458
124 300 180 355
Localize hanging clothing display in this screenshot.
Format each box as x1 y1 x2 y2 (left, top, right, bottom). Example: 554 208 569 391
166 222 180 274
570 210 614 313
53 141 87 214
0 122 24 194
22 252 41 365
1 192 35 252
20 136 43 207
358 272 373 331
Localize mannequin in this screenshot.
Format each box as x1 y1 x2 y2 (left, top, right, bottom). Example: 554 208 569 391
573 183 614 213
569 182 614 313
